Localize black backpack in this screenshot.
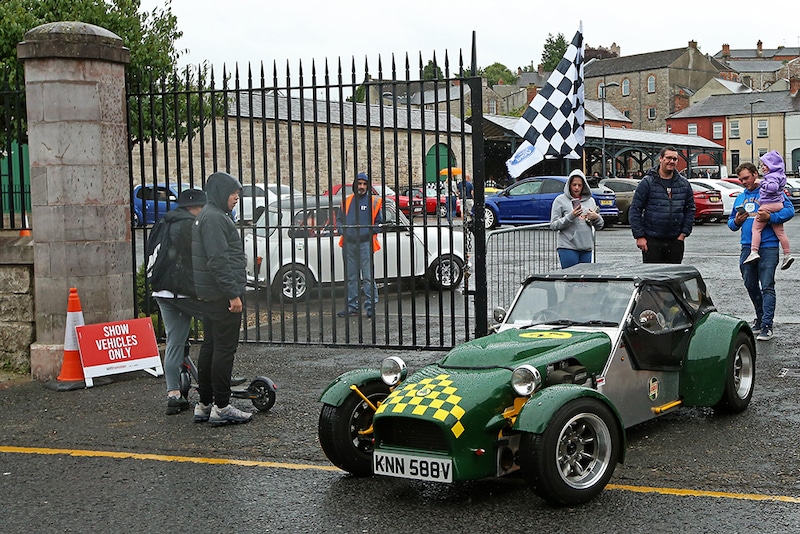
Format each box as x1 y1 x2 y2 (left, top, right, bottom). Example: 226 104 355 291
145 212 197 297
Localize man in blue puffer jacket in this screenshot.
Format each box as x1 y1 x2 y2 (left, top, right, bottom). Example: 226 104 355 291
629 146 695 263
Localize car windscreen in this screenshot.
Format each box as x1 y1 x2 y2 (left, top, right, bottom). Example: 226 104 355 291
505 279 634 327
253 205 281 237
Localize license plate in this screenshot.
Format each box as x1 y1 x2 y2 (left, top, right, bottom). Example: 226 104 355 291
710 196 720 202
373 451 453 482
793 192 800 197
600 200 612 206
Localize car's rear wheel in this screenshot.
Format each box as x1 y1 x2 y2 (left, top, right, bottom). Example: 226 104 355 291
132 211 142 227
427 255 464 289
484 207 498 229
437 203 448 218
272 264 314 302
318 380 389 476
714 331 755 413
520 397 620 505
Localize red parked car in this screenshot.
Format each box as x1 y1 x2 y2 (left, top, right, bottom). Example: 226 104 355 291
690 183 724 223
325 183 423 217
402 186 458 218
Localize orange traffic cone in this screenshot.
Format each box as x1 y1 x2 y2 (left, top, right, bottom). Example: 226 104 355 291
19 215 31 237
57 288 86 383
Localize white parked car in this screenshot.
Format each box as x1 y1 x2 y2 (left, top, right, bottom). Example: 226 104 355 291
689 178 743 216
239 183 304 222
244 195 466 301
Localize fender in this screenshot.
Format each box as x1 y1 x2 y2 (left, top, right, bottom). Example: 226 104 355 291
514 384 626 461
318 368 383 406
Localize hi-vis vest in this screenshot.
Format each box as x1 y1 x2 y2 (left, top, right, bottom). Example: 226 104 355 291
338 194 382 252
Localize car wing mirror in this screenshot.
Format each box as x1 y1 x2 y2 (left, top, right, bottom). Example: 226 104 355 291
493 306 507 323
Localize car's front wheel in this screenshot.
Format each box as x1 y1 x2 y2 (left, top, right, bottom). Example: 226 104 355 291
437 202 448 218
272 264 314 302
714 331 755 413
520 397 620 505
318 380 389 476
427 255 464 289
484 207 498 229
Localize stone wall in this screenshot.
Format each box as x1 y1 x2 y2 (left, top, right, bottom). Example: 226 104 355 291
0 236 34 374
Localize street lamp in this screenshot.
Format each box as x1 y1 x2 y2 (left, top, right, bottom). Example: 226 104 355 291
749 98 764 163
600 82 619 177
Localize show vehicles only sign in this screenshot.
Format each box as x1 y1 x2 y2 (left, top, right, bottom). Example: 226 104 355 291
76 318 162 387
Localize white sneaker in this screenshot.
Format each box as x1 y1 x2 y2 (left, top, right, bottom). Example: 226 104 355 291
209 403 253 425
193 402 212 423
781 255 794 270
743 251 760 264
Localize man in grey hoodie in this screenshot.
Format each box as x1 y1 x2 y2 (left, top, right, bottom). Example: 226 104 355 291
191 172 252 425
550 169 603 268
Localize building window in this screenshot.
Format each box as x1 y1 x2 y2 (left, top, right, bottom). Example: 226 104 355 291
597 83 604 99
758 148 768 158
647 75 656 93
731 150 740 170
757 120 768 138
623 110 631 118
713 122 723 139
688 123 698 136
647 107 656 120
729 120 740 138
488 99 496 114
622 79 630 96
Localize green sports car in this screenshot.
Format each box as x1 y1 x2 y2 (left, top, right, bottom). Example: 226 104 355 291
318 263 755 505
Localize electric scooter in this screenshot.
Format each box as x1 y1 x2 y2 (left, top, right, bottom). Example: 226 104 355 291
178 346 277 412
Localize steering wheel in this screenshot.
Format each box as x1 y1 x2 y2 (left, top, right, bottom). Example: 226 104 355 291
532 309 561 323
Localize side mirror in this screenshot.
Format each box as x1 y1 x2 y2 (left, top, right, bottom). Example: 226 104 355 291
493 306 507 323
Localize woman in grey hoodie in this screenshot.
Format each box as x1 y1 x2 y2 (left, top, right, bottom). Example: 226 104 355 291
549 169 604 268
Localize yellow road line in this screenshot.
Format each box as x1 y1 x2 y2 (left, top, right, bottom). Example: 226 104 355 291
0 445 339 472
3 445 800 503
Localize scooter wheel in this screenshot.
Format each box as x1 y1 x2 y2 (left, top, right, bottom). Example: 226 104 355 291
178 368 192 399
249 378 276 412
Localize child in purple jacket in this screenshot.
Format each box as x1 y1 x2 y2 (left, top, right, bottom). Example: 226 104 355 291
744 150 793 269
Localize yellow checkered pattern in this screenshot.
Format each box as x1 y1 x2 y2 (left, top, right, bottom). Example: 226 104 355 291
375 374 466 438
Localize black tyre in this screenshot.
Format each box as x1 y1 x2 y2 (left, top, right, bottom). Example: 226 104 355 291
437 203 448 218
132 211 142 227
520 397 620 505
272 264 314 302
714 331 755 413
249 378 277 412
178 368 192 399
427 255 464 289
318 381 389 476
484 207 498 229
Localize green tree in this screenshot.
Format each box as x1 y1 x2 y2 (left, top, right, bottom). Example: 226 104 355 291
422 59 444 80
541 33 568 72
479 62 517 86
0 0 211 146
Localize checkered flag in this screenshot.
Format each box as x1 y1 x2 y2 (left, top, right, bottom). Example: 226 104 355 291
506 25 585 178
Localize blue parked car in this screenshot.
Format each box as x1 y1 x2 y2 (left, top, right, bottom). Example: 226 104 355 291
132 183 190 226
483 176 619 229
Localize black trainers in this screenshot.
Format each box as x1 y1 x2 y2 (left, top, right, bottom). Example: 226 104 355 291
337 309 358 317
166 395 190 415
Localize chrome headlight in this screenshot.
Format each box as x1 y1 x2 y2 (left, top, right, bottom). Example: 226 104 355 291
381 356 407 386
511 364 542 396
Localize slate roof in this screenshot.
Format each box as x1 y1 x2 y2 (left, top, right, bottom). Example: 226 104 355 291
726 60 785 73
668 90 799 119
231 91 470 133
517 71 551 87
584 48 687 77
714 47 800 60
583 99 631 123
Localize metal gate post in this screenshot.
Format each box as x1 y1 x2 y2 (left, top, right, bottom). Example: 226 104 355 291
467 75 488 337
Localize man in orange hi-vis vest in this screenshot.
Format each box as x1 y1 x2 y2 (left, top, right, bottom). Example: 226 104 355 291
337 172 383 319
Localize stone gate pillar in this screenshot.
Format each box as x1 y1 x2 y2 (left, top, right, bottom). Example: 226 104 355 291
17 21 132 380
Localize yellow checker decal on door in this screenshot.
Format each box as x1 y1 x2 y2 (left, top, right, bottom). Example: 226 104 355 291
519 332 573 339
376 374 465 438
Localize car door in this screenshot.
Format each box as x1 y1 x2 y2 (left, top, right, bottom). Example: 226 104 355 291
537 178 566 222
141 185 178 224
622 284 694 371
496 179 544 223
375 202 418 279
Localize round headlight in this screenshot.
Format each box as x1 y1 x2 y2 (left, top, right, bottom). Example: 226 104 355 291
511 364 542 396
381 356 407 386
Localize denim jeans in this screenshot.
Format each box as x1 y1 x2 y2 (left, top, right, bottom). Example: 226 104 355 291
345 240 377 313
197 299 242 408
557 248 593 269
740 245 778 328
155 296 204 392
